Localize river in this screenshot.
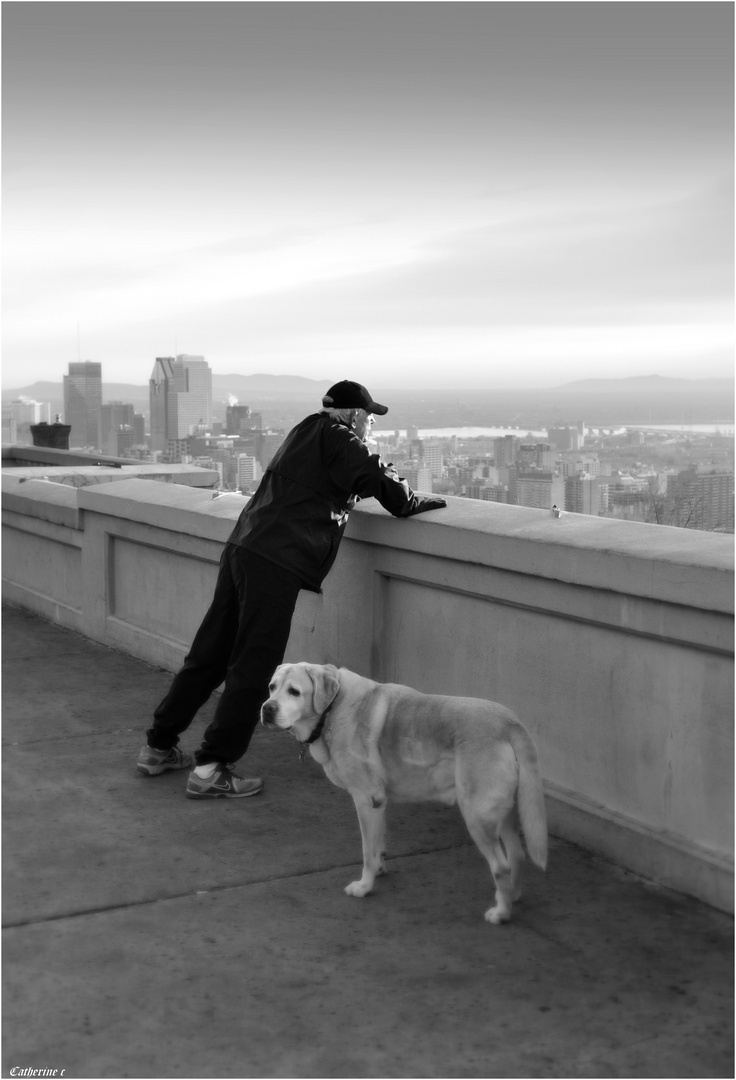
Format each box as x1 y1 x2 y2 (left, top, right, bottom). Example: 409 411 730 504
373 424 734 440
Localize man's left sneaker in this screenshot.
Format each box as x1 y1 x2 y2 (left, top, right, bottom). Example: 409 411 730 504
137 745 193 776
186 766 264 800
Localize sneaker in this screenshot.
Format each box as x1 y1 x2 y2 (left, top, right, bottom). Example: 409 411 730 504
186 766 264 800
137 745 193 776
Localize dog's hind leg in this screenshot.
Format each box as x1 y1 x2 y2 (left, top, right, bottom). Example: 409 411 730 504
345 795 387 898
457 747 518 923
464 816 515 924
500 813 525 902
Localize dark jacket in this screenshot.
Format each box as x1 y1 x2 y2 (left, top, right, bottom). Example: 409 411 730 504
227 412 429 591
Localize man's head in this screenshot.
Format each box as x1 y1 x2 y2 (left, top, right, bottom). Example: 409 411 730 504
321 381 385 442
322 380 388 416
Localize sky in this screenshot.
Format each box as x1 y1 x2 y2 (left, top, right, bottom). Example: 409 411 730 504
2 1 734 391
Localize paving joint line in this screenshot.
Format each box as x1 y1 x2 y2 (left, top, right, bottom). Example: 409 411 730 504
2 843 476 930
3 728 144 747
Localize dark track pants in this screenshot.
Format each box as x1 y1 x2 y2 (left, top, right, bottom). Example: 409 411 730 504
147 545 302 766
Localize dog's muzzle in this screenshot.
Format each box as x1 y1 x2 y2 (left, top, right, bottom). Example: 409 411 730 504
260 700 279 728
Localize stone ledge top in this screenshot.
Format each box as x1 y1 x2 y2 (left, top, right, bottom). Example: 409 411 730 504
6 476 733 614
353 494 733 613
2 475 81 528
2 462 218 488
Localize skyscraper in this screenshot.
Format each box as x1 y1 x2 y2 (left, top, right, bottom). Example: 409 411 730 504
548 426 582 452
518 443 554 471
403 466 433 493
63 362 102 450
564 475 609 516
100 401 135 456
149 355 213 454
422 442 444 479
4 397 51 444
515 472 565 510
668 471 734 531
493 435 519 467
226 404 258 436
236 454 262 493
2 405 17 444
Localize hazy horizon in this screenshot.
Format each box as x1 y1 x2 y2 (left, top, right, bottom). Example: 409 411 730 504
3 3 734 390
3 369 734 397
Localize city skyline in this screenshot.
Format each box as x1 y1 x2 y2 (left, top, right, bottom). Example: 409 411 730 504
3 3 733 391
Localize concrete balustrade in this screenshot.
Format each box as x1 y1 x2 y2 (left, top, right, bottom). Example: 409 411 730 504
1 444 221 488
2 472 733 913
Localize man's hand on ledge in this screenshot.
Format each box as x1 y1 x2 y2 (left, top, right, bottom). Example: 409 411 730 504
408 496 448 516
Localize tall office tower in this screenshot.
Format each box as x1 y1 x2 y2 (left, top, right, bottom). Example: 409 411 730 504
517 444 536 471
422 442 444 478
481 485 508 503
668 471 735 531
226 404 258 436
536 443 554 470
548 426 581 452
516 472 565 510
409 437 424 461
4 397 51 444
100 401 135 456
9 397 51 426
236 454 263 493
63 362 102 450
493 435 519 467
149 355 213 453
150 357 177 452
564 475 609 516
466 482 507 503
404 466 433 493
116 427 137 456
559 453 603 478
518 443 554 471
2 405 17 443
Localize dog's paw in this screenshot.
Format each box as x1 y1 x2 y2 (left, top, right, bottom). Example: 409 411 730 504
484 905 511 925
345 880 373 897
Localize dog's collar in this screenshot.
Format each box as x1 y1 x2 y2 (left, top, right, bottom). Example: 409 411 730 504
304 702 333 744
297 702 333 760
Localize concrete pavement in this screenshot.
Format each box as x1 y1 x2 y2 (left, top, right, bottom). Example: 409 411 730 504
2 605 733 1079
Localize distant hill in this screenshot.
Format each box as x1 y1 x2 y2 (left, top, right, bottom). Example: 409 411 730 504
2 373 331 403
5 373 732 399
557 375 733 392
213 373 331 393
3 381 68 402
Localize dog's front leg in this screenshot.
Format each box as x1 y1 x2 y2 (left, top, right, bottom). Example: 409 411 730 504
345 795 386 898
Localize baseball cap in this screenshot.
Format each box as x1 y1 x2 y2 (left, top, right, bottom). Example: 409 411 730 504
322 380 388 416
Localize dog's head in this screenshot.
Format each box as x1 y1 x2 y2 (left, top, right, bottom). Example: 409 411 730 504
260 662 340 738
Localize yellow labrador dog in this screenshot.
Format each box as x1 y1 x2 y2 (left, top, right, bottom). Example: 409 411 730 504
261 663 547 924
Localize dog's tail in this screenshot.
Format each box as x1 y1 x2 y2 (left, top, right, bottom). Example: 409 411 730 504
508 725 548 870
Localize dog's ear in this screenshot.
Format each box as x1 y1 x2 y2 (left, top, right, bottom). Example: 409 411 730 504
308 664 340 715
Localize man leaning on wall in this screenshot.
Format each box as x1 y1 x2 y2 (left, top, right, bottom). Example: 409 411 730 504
136 379 447 799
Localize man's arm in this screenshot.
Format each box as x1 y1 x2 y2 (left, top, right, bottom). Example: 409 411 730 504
325 426 446 516
375 463 447 517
